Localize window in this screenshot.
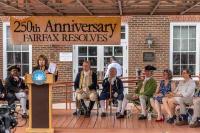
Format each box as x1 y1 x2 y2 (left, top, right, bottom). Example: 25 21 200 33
121 26 126 39
3 22 32 79
170 23 199 77
121 24 128 43
104 46 123 74
76 24 128 74
78 46 97 73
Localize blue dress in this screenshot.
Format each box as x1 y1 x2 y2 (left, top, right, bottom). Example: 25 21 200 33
153 80 172 103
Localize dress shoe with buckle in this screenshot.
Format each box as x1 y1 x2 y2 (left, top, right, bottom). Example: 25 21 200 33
167 117 175 124
189 120 200 128
101 112 107 117
116 112 120 116
116 114 125 119
138 115 147 120
175 120 188 126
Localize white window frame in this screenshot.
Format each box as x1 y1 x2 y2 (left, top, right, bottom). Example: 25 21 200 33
170 22 200 80
73 23 129 81
3 22 32 79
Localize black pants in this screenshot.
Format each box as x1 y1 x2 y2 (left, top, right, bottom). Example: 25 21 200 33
6 93 16 106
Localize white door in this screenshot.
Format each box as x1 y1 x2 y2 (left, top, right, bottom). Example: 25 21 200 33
73 45 128 81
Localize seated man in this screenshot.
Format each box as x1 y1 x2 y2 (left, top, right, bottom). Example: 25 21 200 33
74 61 98 117
0 79 5 100
163 69 196 124
4 65 28 118
117 65 157 120
99 67 124 117
189 96 200 128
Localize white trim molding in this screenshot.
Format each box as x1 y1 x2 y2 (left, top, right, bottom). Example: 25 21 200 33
170 22 200 80
3 22 32 79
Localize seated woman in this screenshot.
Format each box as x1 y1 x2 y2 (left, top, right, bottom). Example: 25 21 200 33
99 67 124 117
33 54 58 81
163 69 196 124
150 69 174 122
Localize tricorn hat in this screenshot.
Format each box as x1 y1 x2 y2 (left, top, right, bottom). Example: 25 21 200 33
7 65 21 72
145 65 156 71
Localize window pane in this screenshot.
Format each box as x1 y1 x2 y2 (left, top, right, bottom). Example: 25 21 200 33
116 57 123 66
173 53 180 64
6 39 13 51
181 65 188 72
189 26 196 39
114 47 123 56
121 26 125 32
189 52 196 64
78 46 87 56
189 39 196 51
104 57 110 66
15 52 21 64
22 45 29 51
181 26 188 39
88 57 97 66
173 39 180 51
22 65 29 76
13 45 21 51
88 47 97 56
181 39 188 51
6 26 10 38
22 52 29 64
173 65 180 75
173 26 180 38
78 57 87 66
104 47 112 56
189 65 195 75
121 33 125 39
181 53 188 64
7 52 14 64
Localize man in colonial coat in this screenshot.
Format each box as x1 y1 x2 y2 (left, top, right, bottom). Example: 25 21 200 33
117 65 157 120
74 61 98 117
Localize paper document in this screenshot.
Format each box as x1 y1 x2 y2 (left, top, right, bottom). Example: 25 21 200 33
48 63 57 74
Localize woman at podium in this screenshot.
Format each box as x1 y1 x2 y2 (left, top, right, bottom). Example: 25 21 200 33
33 54 58 81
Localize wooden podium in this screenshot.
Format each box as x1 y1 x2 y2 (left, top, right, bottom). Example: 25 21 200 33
25 74 54 133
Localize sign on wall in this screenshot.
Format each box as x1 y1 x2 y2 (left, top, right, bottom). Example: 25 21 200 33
10 16 121 45
143 51 155 62
59 52 72 61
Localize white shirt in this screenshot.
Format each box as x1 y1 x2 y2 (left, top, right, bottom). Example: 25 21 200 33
174 78 196 98
105 61 122 78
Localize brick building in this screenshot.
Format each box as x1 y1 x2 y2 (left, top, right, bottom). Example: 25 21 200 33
0 15 199 103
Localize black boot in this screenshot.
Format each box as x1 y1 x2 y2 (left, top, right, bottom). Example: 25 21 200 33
80 99 87 115
85 101 95 118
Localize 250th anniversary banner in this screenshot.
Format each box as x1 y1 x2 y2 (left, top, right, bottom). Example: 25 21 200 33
10 16 121 45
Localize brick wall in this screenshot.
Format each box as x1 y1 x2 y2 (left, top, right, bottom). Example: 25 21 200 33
1 16 200 101
128 15 170 89
0 19 3 80
32 45 73 102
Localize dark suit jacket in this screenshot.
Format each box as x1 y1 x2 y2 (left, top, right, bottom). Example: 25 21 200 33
102 77 124 95
74 71 97 91
4 76 26 94
0 79 5 94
